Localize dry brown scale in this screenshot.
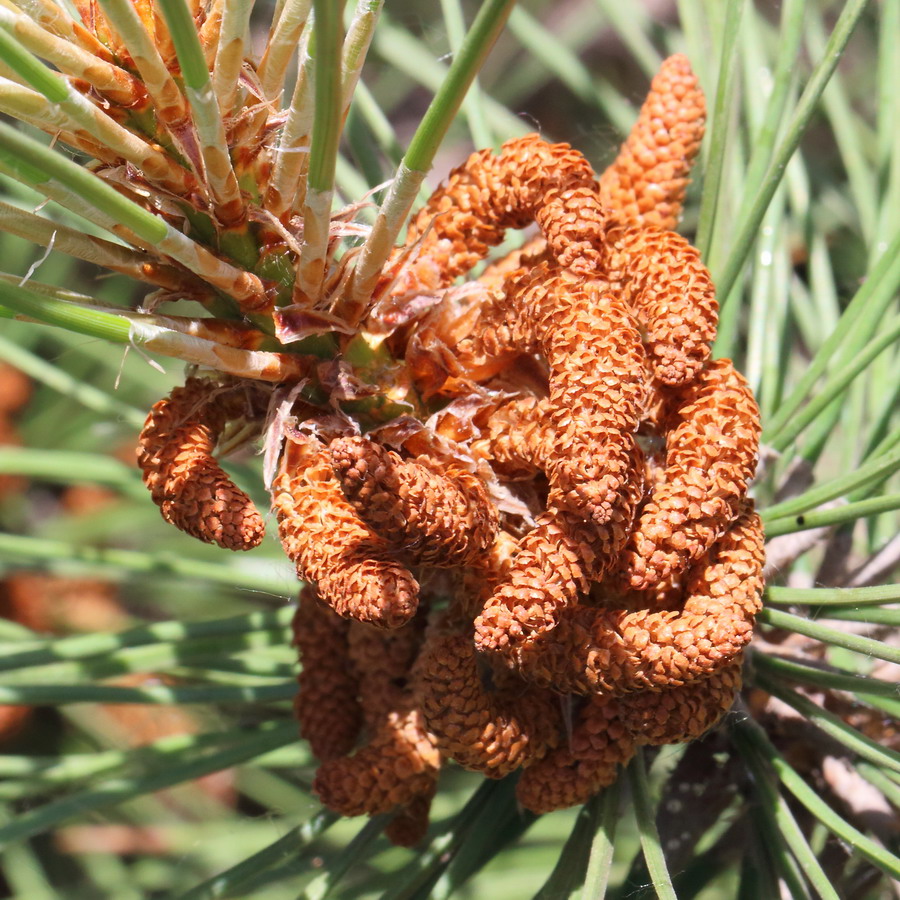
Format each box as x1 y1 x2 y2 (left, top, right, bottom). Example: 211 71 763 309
135 54 764 839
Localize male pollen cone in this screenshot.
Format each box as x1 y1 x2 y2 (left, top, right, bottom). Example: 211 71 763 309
403 134 607 284
414 618 560 778
136 377 264 551
291 586 362 761
598 53 706 231
512 503 765 695
614 359 761 591
329 436 498 567
312 705 440 817
516 694 636 814
272 440 419 628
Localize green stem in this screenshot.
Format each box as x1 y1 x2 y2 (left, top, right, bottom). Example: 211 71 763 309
0 607 296 673
694 0 745 262
590 0 660 76
730 715 900 880
0 531 295 597
753 652 900 724
344 0 515 313
0 121 166 242
177 810 338 900
0 27 68 102
156 0 251 250
0 448 145 498
0 279 131 343
753 653 900 720
381 780 503 900
768 317 900 452
440 0 494 149
0 722 298 849
762 230 900 444
0 682 294 705
581 779 621 900
757 607 900 665
760 444 900 521
765 583 900 606
713 0 871 302
628 751 676 900
0 729 252 785
0 629 292 686
731 717 841 900
733 0 807 228
404 0 515 172
301 814 389 900
764 493 900 537
857 761 900 809
307 0 346 194
813 607 899 626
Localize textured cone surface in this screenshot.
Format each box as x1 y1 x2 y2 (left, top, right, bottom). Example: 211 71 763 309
347 617 423 728
516 694 635 814
459 258 648 525
474 444 643 658
383 791 434 847
615 359 761 590
312 706 440 817
414 618 560 777
404 135 606 283
137 378 264 550
617 658 744 745
330 436 498 566
273 440 419 628
292 586 362 761
598 54 706 230
606 225 718 386
516 503 764 695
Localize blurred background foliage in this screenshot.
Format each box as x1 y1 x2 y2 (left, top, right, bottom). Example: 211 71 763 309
0 0 898 897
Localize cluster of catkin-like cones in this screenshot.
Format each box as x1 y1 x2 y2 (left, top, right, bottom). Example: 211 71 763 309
136 55 764 843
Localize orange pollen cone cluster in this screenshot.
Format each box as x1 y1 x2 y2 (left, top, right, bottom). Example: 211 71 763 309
135 55 763 840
